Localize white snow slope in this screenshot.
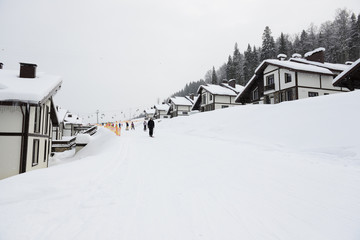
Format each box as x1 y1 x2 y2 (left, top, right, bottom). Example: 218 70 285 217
1 91 360 240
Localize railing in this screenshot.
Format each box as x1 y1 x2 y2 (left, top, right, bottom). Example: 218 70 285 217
264 84 275 91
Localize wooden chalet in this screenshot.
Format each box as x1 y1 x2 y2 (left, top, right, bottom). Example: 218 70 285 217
0 63 62 180
192 81 242 112
236 48 350 104
167 96 193 118
154 104 170 119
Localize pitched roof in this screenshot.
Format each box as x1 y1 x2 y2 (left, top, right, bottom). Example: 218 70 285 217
333 58 360 90
64 113 82 125
220 83 245 94
0 69 62 104
255 59 334 75
169 97 193 106
154 104 170 112
289 58 349 72
197 84 237 96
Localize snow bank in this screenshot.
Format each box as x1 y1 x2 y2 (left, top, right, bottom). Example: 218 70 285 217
0 91 359 240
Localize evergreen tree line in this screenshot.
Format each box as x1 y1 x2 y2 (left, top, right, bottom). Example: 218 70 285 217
172 8 360 97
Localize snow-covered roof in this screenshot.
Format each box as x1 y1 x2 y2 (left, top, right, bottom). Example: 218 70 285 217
255 59 334 75
289 58 349 72
169 97 193 106
56 107 68 122
292 53 302 58
64 113 82 125
197 84 237 96
277 54 287 59
154 104 170 112
144 108 156 114
0 69 62 104
221 83 245 94
333 58 360 86
304 47 325 58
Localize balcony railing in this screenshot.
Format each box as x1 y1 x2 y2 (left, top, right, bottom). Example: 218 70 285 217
264 83 275 91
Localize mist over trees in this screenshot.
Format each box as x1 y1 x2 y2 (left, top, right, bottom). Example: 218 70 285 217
172 8 360 98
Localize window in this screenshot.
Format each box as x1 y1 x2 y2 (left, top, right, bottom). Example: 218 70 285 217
34 106 41 133
32 139 39 166
286 90 293 101
202 94 206 104
266 74 274 85
44 140 47 162
209 94 213 101
324 93 329 95
252 87 259 100
308 92 319 97
182 112 188 115
285 73 292 83
44 106 49 134
221 105 229 108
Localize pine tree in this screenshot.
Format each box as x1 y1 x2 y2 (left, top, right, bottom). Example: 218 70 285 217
260 26 276 60
226 55 235 80
232 43 245 85
277 32 288 55
211 66 218 84
348 13 359 61
243 44 253 82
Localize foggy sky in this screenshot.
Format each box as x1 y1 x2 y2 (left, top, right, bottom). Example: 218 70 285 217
0 0 359 119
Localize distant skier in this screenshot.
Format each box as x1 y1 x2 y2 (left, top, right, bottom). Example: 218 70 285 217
126 122 129 130
147 118 155 137
131 122 135 130
143 120 147 131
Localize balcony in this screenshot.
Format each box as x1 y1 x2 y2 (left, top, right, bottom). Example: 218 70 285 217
264 83 275 91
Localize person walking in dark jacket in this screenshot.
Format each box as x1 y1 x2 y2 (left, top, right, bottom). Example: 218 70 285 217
147 118 155 137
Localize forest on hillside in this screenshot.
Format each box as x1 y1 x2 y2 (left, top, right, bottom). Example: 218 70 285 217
172 9 360 98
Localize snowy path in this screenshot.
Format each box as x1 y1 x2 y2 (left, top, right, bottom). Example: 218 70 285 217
1 94 360 240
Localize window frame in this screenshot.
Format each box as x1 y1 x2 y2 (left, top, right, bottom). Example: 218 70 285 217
34 106 41 133
308 92 319 97
32 139 40 166
285 73 292 83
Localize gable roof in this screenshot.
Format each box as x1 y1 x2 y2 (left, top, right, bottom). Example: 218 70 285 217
289 58 349 73
220 83 245 94
154 104 170 112
235 75 259 103
256 59 334 75
333 58 360 90
169 96 193 106
197 84 237 96
0 69 62 104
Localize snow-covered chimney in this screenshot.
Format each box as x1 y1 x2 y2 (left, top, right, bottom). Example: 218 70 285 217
0 63 3 69
292 53 302 58
304 48 325 63
222 79 228 84
277 54 287 61
228 79 236 88
19 63 37 78
189 94 194 100
345 61 354 65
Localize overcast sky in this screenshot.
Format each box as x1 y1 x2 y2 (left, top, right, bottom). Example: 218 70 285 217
0 0 359 120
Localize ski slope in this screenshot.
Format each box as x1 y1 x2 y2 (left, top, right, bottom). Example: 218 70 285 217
1 91 360 240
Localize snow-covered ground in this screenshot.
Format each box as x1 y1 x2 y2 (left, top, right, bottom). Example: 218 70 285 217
1 91 360 240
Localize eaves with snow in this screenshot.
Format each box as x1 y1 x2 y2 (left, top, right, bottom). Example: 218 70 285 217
0 69 62 105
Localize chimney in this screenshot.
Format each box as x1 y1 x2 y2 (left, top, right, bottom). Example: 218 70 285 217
292 53 302 58
304 48 325 63
19 63 37 78
189 94 194 100
345 61 354 65
277 54 287 61
221 79 228 84
0 63 3 69
228 79 236 88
